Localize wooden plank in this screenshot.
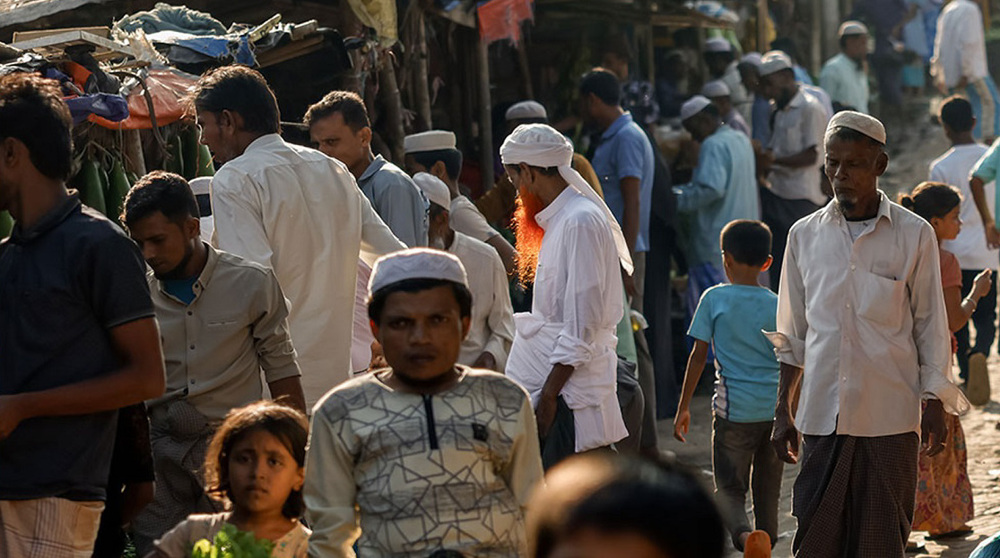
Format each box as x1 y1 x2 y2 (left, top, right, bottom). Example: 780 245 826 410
13 26 109 42
10 30 135 59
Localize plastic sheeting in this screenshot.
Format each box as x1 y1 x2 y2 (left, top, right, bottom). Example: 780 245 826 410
89 67 198 130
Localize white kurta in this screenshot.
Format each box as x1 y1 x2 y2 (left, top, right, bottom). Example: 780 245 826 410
448 231 515 370
505 187 627 452
211 134 405 406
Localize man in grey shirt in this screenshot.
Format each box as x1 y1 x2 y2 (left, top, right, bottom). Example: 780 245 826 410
306 90 428 247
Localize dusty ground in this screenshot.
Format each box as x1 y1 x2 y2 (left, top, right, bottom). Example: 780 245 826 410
656 96 1000 557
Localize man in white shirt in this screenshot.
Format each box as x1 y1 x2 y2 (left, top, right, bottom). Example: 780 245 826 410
501 124 632 469
819 21 871 114
769 111 968 557
403 130 518 275
704 37 752 124
931 96 997 392
932 0 1000 143
757 50 831 291
192 65 405 407
412 171 514 371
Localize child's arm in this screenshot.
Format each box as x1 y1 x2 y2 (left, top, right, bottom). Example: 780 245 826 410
944 269 992 332
673 339 710 442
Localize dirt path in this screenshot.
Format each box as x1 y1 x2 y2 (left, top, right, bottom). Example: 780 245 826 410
655 96 1000 556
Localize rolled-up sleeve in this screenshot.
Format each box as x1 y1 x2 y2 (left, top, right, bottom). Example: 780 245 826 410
305 399 360 558
768 225 807 367
909 224 971 416
252 268 301 383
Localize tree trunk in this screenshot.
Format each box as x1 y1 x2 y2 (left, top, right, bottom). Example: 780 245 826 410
378 49 406 164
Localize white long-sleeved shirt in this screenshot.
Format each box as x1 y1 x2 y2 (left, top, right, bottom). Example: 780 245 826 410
448 231 514 370
932 0 990 89
768 193 969 437
211 134 405 406
505 187 627 451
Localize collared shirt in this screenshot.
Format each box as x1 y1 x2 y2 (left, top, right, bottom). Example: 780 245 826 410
592 112 655 253
357 155 429 248
505 188 627 451
450 194 499 243
675 125 759 268
932 143 998 270
722 61 753 123
932 0 989 88
211 134 405 407
767 89 829 205
305 368 543 557
820 53 870 114
724 108 752 137
149 244 301 421
448 231 515 369
769 193 968 437
0 194 154 501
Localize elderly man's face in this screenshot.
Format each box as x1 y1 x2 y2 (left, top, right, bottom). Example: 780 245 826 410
824 134 888 217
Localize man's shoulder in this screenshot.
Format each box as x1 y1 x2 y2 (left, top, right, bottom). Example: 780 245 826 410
62 206 138 256
453 232 502 264
212 249 275 283
313 374 383 419
888 199 935 231
458 368 531 406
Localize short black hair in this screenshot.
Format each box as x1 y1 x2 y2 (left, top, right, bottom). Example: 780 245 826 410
940 95 975 133
721 220 772 267
579 69 622 106
825 126 884 151
303 90 370 131
367 278 473 325
192 65 280 135
410 149 463 181
0 74 73 180
122 171 199 228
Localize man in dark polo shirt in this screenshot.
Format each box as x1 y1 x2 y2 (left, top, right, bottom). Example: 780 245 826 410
0 74 166 556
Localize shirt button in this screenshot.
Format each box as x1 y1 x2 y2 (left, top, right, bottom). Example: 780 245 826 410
190 379 196 385
851 265 856 271
187 311 193 316
189 344 195 350
846 303 851 309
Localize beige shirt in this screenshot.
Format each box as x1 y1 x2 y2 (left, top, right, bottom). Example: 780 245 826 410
152 512 310 558
766 89 829 206
211 134 405 407
149 245 300 421
450 195 498 243
768 194 969 437
448 231 514 369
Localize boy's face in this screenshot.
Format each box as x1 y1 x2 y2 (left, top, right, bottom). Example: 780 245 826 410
372 285 470 383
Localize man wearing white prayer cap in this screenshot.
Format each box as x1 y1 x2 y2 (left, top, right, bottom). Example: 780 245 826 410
673 95 759 322
704 36 752 125
702 80 751 137
403 130 518 275
500 123 631 468
305 247 543 557
737 53 772 144
412 172 515 372
819 20 871 114
757 49 831 291
768 110 967 557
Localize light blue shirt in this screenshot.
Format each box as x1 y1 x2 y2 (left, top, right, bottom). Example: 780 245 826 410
674 125 760 268
972 137 1000 227
688 284 780 423
592 112 655 253
819 53 870 114
357 155 429 248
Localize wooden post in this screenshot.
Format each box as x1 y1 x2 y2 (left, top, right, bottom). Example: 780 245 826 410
516 41 535 99
810 0 822 77
476 36 495 192
378 50 407 163
414 6 433 130
758 0 768 54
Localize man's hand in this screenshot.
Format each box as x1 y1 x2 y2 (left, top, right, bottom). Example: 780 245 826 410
673 408 691 442
472 351 497 371
921 399 948 457
986 223 1000 250
0 394 27 441
622 267 638 300
770 409 800 464
535 393 559 439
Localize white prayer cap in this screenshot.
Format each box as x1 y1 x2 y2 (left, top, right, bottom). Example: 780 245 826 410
189 176 212 196
680 95 713 121
838 20 869 38
759 50 793 77
404 130 456 154
740 52 763 67
701 80 731 98
826 110 887 145
412 172 451 210
704 37 732 53
505 100 548 121
368 248 469 298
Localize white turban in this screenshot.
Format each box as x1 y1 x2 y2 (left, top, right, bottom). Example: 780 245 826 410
499 123 634 274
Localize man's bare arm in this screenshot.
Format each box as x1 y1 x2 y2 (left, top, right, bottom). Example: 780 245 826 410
268 377 307 413
771 362 803 464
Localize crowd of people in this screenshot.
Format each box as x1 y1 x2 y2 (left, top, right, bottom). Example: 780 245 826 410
7 1 1000 557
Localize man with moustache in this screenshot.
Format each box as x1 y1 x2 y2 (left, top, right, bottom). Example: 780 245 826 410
122 171 305 551
412 172 514 371
768 111 968 557
502 124 632 469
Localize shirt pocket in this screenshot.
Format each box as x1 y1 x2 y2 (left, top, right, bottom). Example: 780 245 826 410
855 269 907 328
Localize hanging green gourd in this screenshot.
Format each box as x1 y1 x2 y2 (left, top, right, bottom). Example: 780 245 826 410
0 210 13 238
73 158 107 215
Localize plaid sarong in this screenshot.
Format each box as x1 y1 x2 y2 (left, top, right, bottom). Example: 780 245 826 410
0 498 103 558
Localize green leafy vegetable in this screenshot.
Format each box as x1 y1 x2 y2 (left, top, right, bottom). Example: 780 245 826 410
189 523 274 558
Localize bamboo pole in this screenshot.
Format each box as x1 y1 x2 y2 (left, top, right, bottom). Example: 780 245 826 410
378 50 406 163
476 36 495 192
758 0 768 54
414 6 433 130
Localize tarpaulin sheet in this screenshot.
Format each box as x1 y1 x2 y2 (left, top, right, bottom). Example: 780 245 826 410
90 67 198 130
477 0 533 45
145 30 256 66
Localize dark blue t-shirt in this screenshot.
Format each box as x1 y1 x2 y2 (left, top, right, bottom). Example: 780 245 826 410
163 276 198 305
0 194 154 501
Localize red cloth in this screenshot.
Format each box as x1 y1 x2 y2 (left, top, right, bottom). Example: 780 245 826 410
478 0 534 45
90 68 198 130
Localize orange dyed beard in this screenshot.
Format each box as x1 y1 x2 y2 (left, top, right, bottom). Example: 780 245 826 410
512 188 546 286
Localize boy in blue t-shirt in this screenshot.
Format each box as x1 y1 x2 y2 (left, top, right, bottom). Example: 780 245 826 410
673 219 781 556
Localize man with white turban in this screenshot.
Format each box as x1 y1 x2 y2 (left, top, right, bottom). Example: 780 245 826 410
501 124 631 469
